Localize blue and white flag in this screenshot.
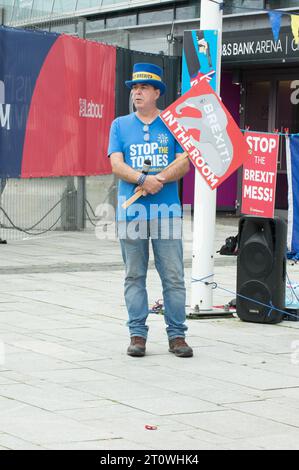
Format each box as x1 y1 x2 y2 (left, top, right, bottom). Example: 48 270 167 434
286 135 299 255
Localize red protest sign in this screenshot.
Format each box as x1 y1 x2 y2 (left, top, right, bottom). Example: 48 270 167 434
160 79 252 189
241 132 279 218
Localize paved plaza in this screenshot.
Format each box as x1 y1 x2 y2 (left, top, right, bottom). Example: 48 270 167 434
0 215 299 450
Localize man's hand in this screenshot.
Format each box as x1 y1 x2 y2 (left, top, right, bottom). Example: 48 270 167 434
134 174 165 196
134 186 148 196
143 174 165 194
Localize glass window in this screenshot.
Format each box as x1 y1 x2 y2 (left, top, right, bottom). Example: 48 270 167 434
245 80 271 131
49 22 77 33
266 1 299 8
0 0 15 7
101 0 127 6
276 80 299 135
11 0 34 22
14 0 33 9
224 0 264 15
106 14 136 28
1 0 16 23
139 8 173 25
176 5 200 21
86 18 105 32
31 0 54 18
76 0 103 10
275 80 299 171
52 0 77 14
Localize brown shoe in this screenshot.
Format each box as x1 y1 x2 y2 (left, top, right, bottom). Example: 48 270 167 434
127 336 146 357
169 337 193 357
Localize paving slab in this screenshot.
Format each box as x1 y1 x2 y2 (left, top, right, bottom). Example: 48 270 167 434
169 409 299 441
0 403 118 445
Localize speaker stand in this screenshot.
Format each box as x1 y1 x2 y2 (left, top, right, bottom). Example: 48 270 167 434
187 305 236 319
284 308 299 322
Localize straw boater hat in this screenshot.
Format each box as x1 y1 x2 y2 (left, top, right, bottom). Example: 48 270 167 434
125 63 166 96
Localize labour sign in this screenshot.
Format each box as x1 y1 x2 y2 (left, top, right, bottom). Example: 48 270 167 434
160 79 252 189
241 132 279 218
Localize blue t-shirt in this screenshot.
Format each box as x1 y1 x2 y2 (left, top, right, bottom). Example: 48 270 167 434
108 113 183 221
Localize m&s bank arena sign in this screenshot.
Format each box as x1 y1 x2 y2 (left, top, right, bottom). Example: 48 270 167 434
222 26 299 64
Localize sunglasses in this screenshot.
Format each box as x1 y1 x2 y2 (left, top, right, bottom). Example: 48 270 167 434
143 124 150 141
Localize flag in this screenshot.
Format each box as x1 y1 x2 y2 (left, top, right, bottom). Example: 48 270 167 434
268 11 282 42
286 135 299 254
242 132 279 218
190 70 215 87
160 79 252 189
291 14 299 45
0 26 115 178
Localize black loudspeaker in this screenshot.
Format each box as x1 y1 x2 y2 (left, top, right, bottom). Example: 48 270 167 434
236 216 287 324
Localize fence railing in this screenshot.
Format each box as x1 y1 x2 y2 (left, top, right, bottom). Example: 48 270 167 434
0 16 179 243
0 174 117 241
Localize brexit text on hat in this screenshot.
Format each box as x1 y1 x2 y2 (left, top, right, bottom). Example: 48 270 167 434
132 72 162 82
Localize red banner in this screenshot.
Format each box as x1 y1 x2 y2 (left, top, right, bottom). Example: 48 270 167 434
160 79 251 189
241 132 279 218
21 35 116 177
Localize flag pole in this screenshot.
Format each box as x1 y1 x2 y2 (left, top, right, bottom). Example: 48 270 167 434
190 0 224 314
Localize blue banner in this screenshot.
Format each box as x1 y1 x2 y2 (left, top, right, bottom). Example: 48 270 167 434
0 26 57 178
286 134 299 255
0 25 116 178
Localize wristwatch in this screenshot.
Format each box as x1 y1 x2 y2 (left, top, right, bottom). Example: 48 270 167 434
137 173 147 187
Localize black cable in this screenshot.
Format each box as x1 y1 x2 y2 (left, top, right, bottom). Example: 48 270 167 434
84 182 117 225
2 194 68 232
85 198 97 218
0 208 64 236
84 207 114 228
0 182 116 236
0 193 69 234
85 207 97 227
84 182 117 217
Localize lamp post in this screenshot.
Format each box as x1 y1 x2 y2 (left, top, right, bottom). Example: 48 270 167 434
190 0 223 313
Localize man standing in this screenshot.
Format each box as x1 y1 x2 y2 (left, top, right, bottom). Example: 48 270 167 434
108 63 193 358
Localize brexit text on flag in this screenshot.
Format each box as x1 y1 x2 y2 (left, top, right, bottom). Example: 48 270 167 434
241 132 279 218
160 79 252 189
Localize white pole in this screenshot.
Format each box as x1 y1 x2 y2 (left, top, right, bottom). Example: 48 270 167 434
190 0 223 312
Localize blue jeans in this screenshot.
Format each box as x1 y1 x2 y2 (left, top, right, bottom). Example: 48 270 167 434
118 218 187 340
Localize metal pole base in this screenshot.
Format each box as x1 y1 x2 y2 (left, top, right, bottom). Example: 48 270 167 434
187 306 236 319
284 308 299 322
